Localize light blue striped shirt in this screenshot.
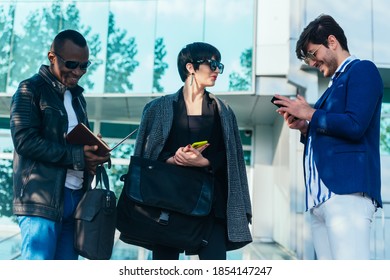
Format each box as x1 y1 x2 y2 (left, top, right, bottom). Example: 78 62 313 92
305 55 357 211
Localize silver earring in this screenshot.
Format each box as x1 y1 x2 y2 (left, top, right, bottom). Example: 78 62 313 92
190 73 194 86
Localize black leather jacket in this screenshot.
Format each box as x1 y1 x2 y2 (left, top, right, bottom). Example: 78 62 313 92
10 65 91 222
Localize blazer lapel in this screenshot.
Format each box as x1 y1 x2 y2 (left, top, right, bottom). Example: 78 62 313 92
315 59 360 109
315 86 333 109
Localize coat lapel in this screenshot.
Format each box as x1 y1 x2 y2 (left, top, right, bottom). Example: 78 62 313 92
314 59 359 109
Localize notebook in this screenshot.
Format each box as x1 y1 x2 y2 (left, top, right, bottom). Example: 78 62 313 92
66 123 137 156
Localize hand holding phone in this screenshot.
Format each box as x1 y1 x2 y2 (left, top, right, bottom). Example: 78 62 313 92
270 96 285 108
191 140 208 149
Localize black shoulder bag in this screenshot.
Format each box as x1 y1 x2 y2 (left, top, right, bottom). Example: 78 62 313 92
116 156 214 253
74 164 117 260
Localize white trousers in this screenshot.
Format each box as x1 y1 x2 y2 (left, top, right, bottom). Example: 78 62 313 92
310 193 376 260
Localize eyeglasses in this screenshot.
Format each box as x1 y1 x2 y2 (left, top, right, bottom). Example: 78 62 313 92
196 59 224 74
53 52 91 70
301 44 323 65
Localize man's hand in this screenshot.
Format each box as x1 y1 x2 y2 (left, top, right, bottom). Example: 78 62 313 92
273 94 314 136
273 94 316 121
282 112 309 136
83 145 110 175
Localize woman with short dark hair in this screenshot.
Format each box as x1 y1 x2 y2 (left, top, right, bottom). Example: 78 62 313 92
118 42 252 260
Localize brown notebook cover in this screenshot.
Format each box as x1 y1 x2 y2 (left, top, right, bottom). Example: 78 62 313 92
66 123 137 156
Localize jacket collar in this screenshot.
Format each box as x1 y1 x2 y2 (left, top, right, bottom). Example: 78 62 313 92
38 65 84 97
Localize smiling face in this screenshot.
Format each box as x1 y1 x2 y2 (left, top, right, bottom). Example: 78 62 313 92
305 38 341 78
48 39 89 88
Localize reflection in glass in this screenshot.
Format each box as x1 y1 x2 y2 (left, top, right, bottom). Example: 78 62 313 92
5 1 106 93
153 37 168 93
1 0 255 94
229 48 253 91
104 11 139 93
203 0 254 92
0 4 14 93
109 0 156 93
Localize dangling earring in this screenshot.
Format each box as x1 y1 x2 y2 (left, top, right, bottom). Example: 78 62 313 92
190 73 194 86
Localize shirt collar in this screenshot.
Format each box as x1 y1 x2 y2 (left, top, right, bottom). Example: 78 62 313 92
328 55 357 87
331 55 357 79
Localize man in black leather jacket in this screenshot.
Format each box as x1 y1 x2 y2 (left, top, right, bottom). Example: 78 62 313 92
10 30 110 260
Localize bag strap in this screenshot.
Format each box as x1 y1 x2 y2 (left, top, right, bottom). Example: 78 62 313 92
95 164 110 191
95 163 116 208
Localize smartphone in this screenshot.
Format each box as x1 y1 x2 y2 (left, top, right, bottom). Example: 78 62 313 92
191 140 208 149
271 96 285 108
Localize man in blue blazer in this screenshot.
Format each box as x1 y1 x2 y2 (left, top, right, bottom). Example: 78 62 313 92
274 14 383 259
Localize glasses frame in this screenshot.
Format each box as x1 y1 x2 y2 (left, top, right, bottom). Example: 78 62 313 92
301 44 323 65
195 59 224 74
53 52 91 70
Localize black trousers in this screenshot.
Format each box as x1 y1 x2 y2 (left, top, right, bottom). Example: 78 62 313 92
152 220 227 260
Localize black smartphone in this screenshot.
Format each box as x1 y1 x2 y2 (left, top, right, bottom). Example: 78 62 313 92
270 96 284 108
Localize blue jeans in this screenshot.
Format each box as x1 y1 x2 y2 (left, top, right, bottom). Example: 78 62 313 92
18 187 84 260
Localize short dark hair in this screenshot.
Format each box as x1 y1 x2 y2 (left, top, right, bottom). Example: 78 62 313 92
177 42 221 82
296 14 349 60
51 29 87 53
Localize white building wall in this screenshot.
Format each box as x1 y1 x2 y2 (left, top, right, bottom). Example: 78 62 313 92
251 124 274 240
256 0 290 76
251 0 390 259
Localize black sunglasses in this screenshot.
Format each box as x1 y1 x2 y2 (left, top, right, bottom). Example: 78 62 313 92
196 59 224 74
53 52 91 70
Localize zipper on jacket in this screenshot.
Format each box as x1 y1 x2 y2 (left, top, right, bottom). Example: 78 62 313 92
42 105 65 117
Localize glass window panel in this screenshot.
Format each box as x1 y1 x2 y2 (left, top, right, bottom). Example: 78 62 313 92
204 0 254 93
154 0 204 93
109 1 156 93
155 0 255 94
0 3 14 93
8 1 51 93
75 1 110 93
8 0 108 94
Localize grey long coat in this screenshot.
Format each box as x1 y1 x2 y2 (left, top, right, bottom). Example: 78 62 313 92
134 88 252 250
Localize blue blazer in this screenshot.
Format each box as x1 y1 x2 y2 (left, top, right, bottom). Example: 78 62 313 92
305 59 383 207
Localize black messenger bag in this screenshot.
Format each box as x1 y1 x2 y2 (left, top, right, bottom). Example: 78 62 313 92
116 156 214 253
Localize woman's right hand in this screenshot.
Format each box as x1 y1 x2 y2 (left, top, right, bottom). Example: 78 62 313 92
171 145 210 168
